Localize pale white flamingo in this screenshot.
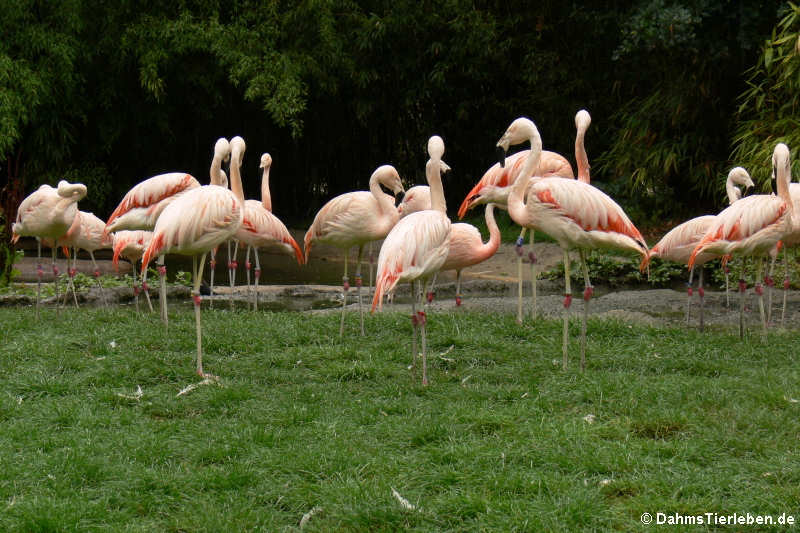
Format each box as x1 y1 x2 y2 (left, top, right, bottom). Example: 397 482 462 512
58 211 114 307
112 230 154 312
496 117 647 371
12 180 87 317
689 143 793 337
304 164 405 336
372 136 451 385
229 143 304 310
459 110 592 323
140 181 244 377
398 185 501 306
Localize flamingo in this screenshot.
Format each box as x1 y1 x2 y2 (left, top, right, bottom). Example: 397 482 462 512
140 177 244 378
112 230 154 312
106 138 229 322
58 211 114 307
639 167 754 330
689 143 794 337
398 185 501 306
304 164 405 336
229 141 304 310
11 180 87 317
372 135 451 386
722 167 756 306
459 110 592 323
496 117 647 371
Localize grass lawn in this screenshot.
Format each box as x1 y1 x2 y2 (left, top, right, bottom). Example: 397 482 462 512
0 305 798 531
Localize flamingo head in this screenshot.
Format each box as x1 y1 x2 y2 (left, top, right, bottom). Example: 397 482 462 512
729 167 754 195
427 135 445 161
397 185 430 218
575 109 591 133
372 164 405 199
496 117 534 167
462 184 509 215
260 153 272 169
57 180 88 202
230 136 246 167
214 137 231 164
772 143 791 194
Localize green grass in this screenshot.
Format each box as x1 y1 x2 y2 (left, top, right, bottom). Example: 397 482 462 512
1 306 799 531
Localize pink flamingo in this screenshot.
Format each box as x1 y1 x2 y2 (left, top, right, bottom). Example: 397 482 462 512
112 230 154 312
689 143 794 337
459 110 592 323
640 167 754 330
398 185 501 306
11 180 87 317
228 140 304 310
58 211 114 307
304 164 405 336
496 117 647 371
140 176 244 377
372 136 451 386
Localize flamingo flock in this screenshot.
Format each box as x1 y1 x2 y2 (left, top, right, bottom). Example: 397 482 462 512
10 117 800 382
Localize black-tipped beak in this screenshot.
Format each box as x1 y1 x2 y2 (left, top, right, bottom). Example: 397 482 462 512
744 184 754 197
770 178 777 195
496 146 506 168
395 191 405 206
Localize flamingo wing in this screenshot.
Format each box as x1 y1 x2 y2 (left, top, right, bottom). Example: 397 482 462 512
641 215 716 270
529 178 646 246
372 211 450 310
106 173 200 230
238 200 304 265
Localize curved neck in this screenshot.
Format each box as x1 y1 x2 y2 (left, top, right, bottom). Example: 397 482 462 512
725 179 741 205
230 154 245 202
575 128 590 183
426 159 447 213
507 129 541 227
368 174 393 215
478 204 501 260
261 165 272 212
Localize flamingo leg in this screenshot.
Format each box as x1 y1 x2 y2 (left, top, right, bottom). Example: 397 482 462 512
132 262 140 314
698 266 705 333
562 250 571 371
427 273 437 305
253 248 261 311
35 238 42 319
209 247 216 308
756 258 767 332
410 280 418 372
355 244 365 336
579 249 592 372
420 291 428 387
739 258 746 339
686 267 695 326
142 259 154 313
368 242 374 294
529 231 537 320
767 252 777 324
157 255 167 325
339 251 349 336
455 270 462 307
515 228 526 324
89 251 106 308
66 247 79 308
228 240 239 310
245 245 252 307
724 262 730 309
193 253 209 377
782 247 789 327
52 245 60 314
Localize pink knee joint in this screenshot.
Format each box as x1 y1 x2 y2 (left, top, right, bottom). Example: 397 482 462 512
698 287 705 298
738 280 746 292
528 251 537 264
193 294 202 306
455 295 462 306
563 294 572 308
583 286 593 301
784 278 790 290
68 268 76 278
157 265 167 277
255 268 261 280
755 283 763 296
355 275 362 288
93 269 100 279
426 291 434 303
